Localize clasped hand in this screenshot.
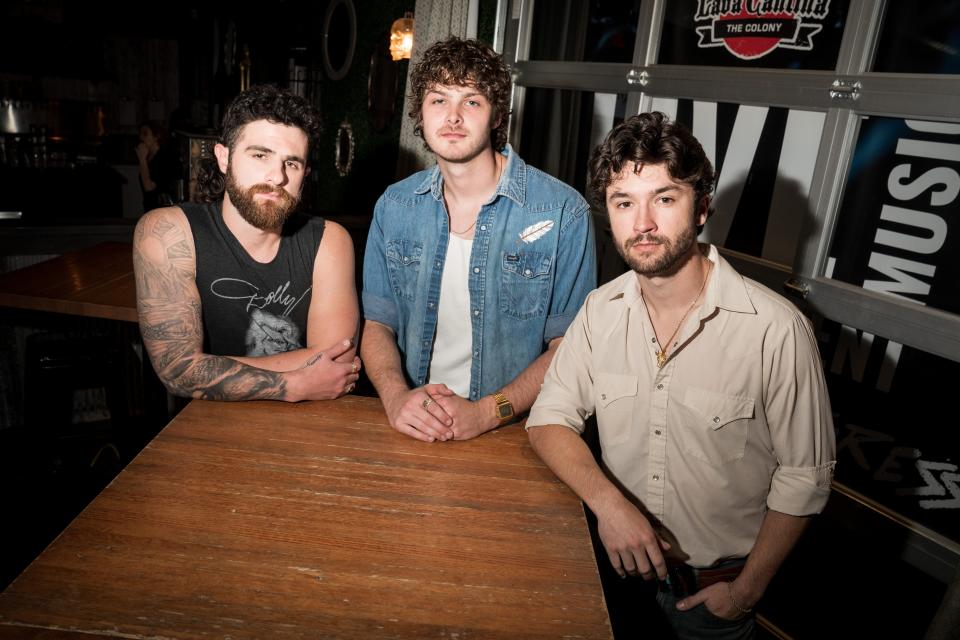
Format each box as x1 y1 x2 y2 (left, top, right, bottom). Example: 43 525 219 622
386 385 496 442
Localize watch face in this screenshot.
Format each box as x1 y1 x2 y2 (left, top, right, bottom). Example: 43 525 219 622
497 404 512 419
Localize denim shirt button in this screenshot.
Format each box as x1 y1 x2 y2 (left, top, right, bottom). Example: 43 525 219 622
480 225 486 231
473 267 480 274
473 309 480 316
428 302 435 309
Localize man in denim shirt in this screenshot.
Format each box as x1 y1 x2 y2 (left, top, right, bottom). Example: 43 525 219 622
361 37 596 441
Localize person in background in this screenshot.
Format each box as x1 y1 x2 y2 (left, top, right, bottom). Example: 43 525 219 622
526 112 836 639
133 85 360 402
136 120 183 212
361 36 596 442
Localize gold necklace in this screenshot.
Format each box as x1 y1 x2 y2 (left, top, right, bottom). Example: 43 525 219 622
450 219 477 235
649 261 712 368
449 154 504 236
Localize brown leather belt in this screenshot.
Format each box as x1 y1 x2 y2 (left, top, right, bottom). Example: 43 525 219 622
661 558 747 598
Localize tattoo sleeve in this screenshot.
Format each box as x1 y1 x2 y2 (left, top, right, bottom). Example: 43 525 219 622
134 212 289 401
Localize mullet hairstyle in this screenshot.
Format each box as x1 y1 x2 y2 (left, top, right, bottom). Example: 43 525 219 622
196 84 322 202
588 112 715 214
408 36 512 151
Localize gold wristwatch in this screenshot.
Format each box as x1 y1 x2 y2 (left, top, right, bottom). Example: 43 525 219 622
492 391 514 426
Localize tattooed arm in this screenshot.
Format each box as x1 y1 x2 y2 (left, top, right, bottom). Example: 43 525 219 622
133 207 358 401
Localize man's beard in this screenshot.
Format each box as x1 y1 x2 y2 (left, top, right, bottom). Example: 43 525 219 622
616 222 698 277
225 170 300 231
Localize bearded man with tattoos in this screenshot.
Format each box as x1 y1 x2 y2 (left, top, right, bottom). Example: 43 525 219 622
133 85 360 402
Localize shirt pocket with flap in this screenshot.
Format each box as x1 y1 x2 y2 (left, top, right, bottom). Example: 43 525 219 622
499 251 552 320
675 387 754 465
385 239 423 301
595 372 639 446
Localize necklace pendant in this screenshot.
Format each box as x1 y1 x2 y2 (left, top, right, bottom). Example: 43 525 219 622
656 350 667 368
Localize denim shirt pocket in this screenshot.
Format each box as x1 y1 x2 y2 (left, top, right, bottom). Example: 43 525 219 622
386 239 423 301
499 250 553 320
675 387 755 465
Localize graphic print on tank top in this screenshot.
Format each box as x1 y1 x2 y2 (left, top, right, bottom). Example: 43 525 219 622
209 276 312 356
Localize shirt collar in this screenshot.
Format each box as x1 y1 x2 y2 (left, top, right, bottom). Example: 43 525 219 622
413 144 527 207
613 244 757 318
700 244 756 318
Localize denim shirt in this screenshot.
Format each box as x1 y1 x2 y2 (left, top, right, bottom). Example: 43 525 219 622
362 145 597 400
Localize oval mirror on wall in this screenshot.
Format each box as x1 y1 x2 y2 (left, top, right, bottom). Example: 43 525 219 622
322 0 357 81
335 119 355 177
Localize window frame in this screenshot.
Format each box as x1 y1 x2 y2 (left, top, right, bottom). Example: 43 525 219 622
501 0 960 363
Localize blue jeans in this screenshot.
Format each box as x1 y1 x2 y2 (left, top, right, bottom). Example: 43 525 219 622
656 590 755 640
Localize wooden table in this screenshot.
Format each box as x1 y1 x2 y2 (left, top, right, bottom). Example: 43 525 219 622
0 241 136 322
0 396 612 639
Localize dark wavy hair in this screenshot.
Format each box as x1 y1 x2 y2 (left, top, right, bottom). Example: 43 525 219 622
408 36 512 151
196 85 322 202
588 112 715 213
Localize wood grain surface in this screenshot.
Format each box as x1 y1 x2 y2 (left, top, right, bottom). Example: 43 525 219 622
0 396 611 639
0 242 136 322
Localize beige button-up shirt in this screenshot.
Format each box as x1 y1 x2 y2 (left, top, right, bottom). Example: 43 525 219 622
527 245 836 568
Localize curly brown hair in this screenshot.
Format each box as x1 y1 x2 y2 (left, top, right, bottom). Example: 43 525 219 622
408 36 512 151
588 112 715 212
196 85 322 202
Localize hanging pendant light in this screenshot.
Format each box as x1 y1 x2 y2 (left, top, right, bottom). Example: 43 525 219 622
390 12 415 61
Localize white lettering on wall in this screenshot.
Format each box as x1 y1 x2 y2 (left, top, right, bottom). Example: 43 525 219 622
874 205 948 255
863 253 933 303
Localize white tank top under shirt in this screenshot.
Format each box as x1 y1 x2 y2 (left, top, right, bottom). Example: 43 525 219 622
428 234 473 397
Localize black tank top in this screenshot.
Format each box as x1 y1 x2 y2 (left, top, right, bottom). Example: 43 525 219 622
182 201 325 357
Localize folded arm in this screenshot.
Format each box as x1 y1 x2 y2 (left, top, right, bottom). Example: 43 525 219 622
133 208 358 401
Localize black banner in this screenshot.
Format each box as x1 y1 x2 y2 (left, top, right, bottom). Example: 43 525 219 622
824 116 960 541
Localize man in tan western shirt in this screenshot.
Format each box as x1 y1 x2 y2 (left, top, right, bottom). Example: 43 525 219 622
526 112 836 640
